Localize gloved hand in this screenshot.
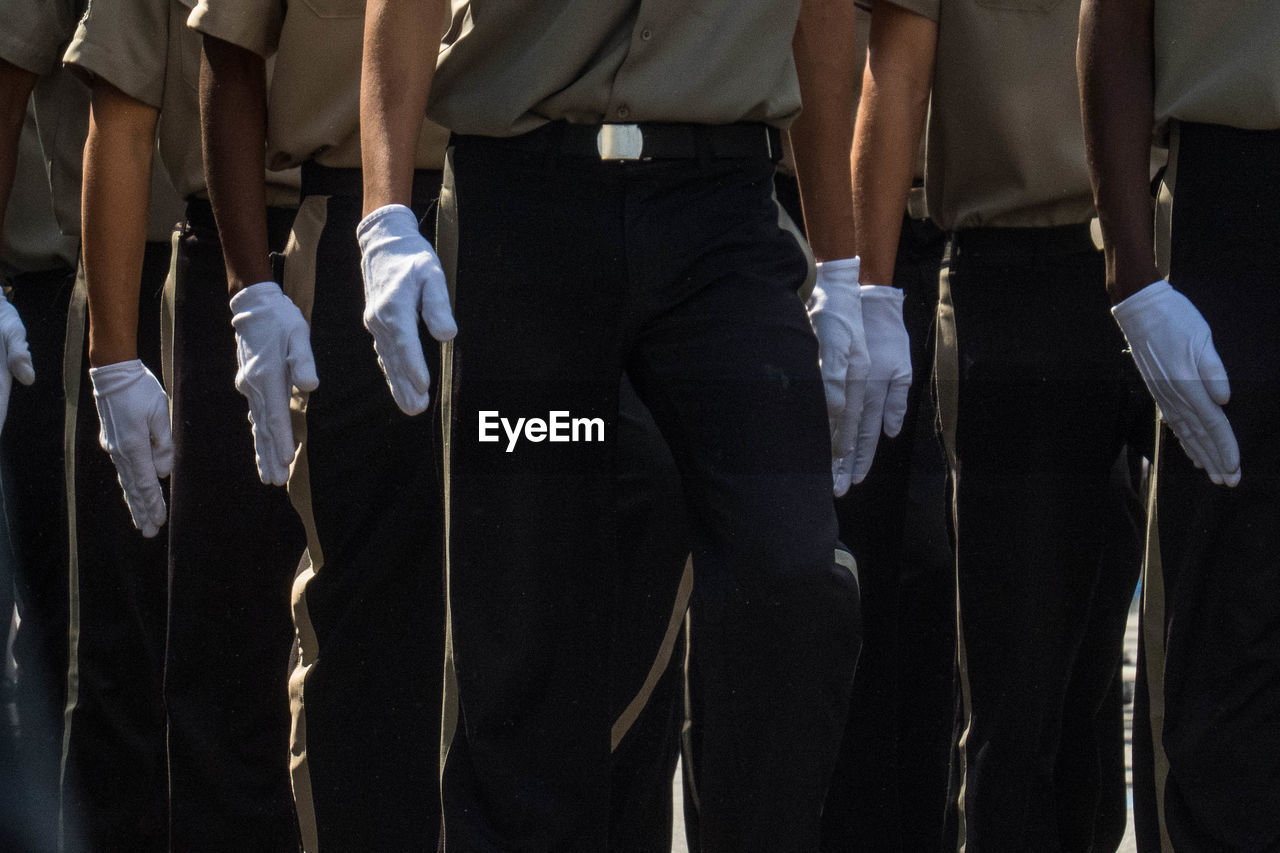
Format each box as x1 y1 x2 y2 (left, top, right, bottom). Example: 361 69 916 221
0 292 36 435
357 203 457 416
1112 279 1240 486
832 284 912 495
230 281 319 486
807 257 870 496
89 359 172 537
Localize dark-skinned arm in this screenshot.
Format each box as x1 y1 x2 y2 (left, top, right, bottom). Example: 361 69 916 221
0 58 39 237
852 3 935 286
1078 0 1158 304
199 34 271 297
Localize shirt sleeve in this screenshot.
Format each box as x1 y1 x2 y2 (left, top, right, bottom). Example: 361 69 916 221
0 0 84 74
187 0 285 59
62 0 170 108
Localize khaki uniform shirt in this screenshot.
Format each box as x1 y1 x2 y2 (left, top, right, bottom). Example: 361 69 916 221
64 0 298 205
1 0 183 241
188 0 449 171
2 110 78 275
1154 0 1280 131
888 0 1095 231
429 0 805 137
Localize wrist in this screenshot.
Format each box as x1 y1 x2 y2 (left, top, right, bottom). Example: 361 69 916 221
87 338 138 369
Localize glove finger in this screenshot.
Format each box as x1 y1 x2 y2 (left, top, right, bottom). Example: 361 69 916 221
0 368 11 436
248 410 284 486
1201 408 1241 485
882 374 911 438
116 451 166 538
850 430 881 486
8 344 34 386
265 391 296 480
1197 341 1231 407
832 454 854 498
833 374 865 460
287 325 320 393
377 340 432 416
419 264 458 342
1179 378 1240 482
148 397 174 479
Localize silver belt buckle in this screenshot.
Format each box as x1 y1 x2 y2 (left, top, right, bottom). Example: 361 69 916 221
597 124 644 161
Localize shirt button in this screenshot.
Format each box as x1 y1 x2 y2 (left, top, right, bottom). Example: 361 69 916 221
641 27 652 40
617 105 631 119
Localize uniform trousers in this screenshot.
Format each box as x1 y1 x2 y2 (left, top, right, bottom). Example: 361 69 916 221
163 200 305 851
59 242 172 853
936 225 1148 852
441 124 861 852
291 164 693 852
1131 121 1280 853
0 266 76 852
283 176 446 852
823 214 956 853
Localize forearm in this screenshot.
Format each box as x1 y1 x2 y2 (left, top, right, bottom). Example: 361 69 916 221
853 4 934 285
82 80 156 367
360 0 449 215
1078 0 1158 304
200 35 271 296
789 0 859 261
0 58 39 235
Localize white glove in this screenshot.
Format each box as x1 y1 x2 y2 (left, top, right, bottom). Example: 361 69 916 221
230 281 319 486
1112 279 1240 486
832 284 912 495
0 292 36 435
357 203 457 416
89 359 172 537
807 257 870 496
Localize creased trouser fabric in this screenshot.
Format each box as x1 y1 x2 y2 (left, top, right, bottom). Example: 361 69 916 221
284 185 445 853
1 267 76 853
936 227 1148 853
1139 121 1280 853
163 200 304 852
823 214 956 853
440 132 860 853
59 243 171 853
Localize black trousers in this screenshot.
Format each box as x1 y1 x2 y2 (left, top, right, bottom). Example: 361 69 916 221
284 184 447 852
822 214 956 853
936 226 1148 852
163 200 305 852
0 266 76 853
1132 121 1280 853
441 129 860 852
60 243 171 853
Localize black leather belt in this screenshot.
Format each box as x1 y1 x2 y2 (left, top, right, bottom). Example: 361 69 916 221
453 121 783 163
300 162 443 203
950 222 1098 259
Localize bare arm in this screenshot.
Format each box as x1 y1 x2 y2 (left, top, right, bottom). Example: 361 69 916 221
789 0 859 261
360 0 449 215
852 3 935 286
82 79 156 367
0 58 39 236
1078 0 1157 304
200 35 271 297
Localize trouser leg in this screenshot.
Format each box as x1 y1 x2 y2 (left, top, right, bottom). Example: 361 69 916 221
940 242 1132 852
163 203 304 852
1 268 75 852
1155 122 1280 852
60 244 171 853
287 189 445 852
823 215 952 853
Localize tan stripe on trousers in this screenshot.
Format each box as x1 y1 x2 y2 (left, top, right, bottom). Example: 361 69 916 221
934 247 974 853
1140 423 1174 853
436 148 461 852
57 257 89 853
279 195 327 853
611 556 694 751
